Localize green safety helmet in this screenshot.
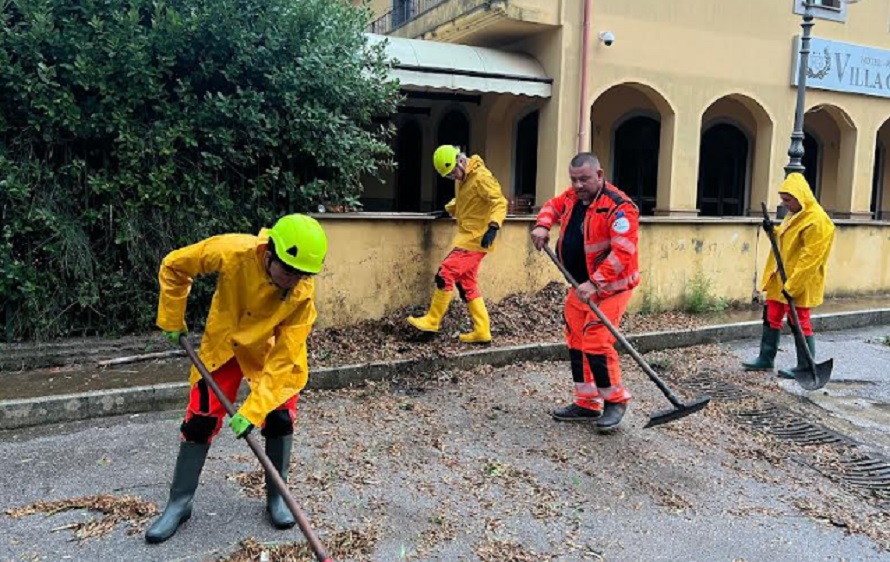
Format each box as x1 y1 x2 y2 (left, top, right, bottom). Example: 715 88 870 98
433 145 461 177
267 214 328 274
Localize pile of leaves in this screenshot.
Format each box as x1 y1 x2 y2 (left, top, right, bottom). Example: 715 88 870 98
218 528 380 562
306 282 709 368
4 494 157 540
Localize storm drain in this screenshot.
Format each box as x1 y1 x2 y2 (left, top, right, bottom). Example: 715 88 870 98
732 404 849 445
681 370 751 401
822 456 890 502
682 371 890 504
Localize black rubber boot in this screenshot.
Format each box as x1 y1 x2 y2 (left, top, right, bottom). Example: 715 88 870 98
265 436 296 529
778 335 816 380
145 441 210 544
551 403 602 422
742 326 781 371
596 402 628 433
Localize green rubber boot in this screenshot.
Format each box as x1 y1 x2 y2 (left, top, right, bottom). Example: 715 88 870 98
265 436 296 529
145 441 210 544
778 335 816 380
742 326 781 371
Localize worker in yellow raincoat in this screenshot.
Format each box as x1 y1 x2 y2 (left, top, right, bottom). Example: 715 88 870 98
145 214 327 544
743 173 835 378
408 145 508 343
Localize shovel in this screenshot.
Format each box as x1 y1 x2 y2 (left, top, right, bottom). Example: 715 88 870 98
179 335 333 562
759 202 833 390
542 246 710 428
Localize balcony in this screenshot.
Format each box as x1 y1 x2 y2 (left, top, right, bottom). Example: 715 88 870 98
368 0 559 47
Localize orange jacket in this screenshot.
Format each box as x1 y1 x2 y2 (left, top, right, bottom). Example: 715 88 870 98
536 184 641 299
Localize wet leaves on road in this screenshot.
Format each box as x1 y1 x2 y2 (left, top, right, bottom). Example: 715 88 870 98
4 494 158 540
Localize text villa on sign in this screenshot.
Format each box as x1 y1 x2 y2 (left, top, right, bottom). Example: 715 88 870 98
793 36 890 99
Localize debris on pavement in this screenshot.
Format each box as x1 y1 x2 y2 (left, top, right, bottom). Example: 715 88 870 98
215 342 890 558
306 282 712 368
216 526 381 561
4 495 158 541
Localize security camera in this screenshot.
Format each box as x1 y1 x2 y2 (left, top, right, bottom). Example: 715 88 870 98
599 31 615 47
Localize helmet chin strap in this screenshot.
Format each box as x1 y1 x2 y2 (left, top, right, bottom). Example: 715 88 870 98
263 251 289 292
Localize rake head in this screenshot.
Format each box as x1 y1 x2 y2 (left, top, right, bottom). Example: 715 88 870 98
644 395 711 429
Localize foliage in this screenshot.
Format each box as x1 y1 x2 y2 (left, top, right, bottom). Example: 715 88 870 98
0 0 399 340
681 272 729 315
638 285 665 315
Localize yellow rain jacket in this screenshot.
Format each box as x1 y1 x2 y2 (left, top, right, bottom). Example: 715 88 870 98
443 156 508 253
157 230 317 426
762 173 836 308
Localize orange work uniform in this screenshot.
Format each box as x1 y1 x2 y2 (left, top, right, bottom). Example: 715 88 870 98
536 184 640 410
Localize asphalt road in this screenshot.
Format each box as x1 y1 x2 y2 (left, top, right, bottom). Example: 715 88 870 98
1 339 888 561
728 324 890 455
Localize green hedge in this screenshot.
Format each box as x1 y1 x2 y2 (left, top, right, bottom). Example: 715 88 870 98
0 0 398 340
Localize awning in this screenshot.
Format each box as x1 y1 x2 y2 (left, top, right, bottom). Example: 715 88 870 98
366 34 552 98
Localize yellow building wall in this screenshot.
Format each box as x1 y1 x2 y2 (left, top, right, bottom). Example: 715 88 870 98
582 0 890 217
311 217 890 328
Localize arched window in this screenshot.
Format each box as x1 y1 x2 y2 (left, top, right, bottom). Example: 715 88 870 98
872 141 884 220
513 110 539 199
697 123 749 216
613 115 659 216
435 110 470 210
803 130 822 200
395 120 422 212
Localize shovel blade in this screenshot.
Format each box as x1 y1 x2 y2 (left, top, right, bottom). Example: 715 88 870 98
792 358 833 391
644 395 711 429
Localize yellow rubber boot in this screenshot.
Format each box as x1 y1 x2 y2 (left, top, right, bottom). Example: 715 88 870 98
459 297 492 344
407 289 453 332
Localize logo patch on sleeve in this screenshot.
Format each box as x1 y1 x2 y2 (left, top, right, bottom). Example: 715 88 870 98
612 217 630 234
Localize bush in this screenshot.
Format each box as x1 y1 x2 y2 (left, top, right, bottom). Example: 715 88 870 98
0 0 399 340
681 272 729 314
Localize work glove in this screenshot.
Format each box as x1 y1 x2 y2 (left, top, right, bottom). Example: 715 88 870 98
480 225 499 249
429 210 449 220
162 328 188 346
761 215 774 234
229 413 254 439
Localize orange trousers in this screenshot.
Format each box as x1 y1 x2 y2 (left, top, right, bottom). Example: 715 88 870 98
564 288 633 410
436 248 487 301
180 358 298 443
766 299 813 336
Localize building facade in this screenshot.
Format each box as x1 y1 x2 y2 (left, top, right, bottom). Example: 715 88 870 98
361 0 890 220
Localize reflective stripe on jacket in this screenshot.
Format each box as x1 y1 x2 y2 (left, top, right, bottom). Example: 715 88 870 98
156 230 316 426
444 156 508 253
536 184 641 299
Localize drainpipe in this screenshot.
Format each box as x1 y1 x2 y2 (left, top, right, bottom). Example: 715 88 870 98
577 0 592 153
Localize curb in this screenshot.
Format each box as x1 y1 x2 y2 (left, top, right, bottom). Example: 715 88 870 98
2 308 887 431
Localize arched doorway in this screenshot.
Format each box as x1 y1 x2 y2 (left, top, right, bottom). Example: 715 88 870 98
698 123 749 216
395 120 422 212
802 130 821 200
873 141 885 220
513 110 539 199
613 115 659 215
589 82 675 214
801 104 856 215
435 109 470 210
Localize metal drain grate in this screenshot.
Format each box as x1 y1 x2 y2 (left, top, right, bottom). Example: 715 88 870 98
683 372 751 400
837 456 890 493
732 405 848 445
679 371 889 504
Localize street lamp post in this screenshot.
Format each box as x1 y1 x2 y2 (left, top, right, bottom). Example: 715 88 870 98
785 0 861 178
